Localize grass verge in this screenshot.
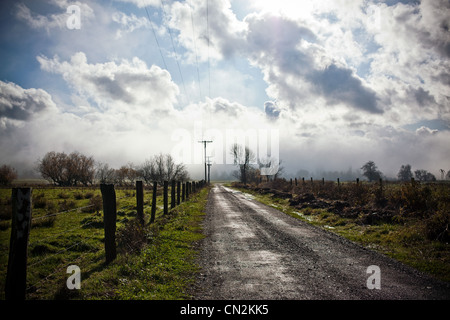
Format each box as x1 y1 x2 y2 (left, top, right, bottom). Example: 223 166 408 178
0 185 210 300
68 186 210 300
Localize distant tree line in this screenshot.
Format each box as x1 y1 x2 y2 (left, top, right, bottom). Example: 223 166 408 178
0 151 447 186
228 145 445 185
31 151 190 187
95 153 189 186
397 164 438 182
358 161 439 182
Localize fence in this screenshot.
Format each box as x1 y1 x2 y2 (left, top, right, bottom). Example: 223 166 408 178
3 179 206 300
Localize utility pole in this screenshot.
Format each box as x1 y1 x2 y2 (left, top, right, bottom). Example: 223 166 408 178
198 140 212 183
206 156 212 184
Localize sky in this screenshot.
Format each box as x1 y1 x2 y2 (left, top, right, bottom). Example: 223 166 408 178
0 0 449 180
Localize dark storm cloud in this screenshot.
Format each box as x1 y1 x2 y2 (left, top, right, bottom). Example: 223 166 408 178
411 87 436 106
244 13 381 114
309 64 381 113
92 75 135 104
0 80 55 120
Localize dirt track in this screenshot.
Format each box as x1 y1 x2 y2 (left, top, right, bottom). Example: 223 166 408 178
192 184 450 300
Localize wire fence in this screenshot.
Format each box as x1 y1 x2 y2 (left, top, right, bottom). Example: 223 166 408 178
2 179 206 299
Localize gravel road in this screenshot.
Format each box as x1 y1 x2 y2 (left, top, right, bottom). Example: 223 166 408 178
192 184 450 300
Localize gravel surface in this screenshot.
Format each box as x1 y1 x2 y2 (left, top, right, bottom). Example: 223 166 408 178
192 184 450 300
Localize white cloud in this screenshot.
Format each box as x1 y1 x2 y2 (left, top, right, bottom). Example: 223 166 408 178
416 126 438 136
2 0 449 179
37 52 179 117
168 0 247 62
15 0 94 32
112 11 150 39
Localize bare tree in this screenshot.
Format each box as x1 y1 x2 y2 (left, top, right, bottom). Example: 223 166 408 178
439 169 446 180
259 157 284 181
37 151 66 186
0 165 18 185
95 162 116 184
230 143 255 185
115 163 138 186
137 154 189 185
67 152 95 186
138 159 156 185
37 151 95 186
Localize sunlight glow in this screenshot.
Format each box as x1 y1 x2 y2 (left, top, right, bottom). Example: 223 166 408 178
250 0 314 17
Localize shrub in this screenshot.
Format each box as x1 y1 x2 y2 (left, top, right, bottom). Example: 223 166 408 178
84 192 94 199
57 192 70 199
81 215 104 228
425 210 450 243
81 195 102 213
400 182 435 216
59 199 76 211
31 215 56 228
116 219 152 254
33 193 47 209
74 192 84 200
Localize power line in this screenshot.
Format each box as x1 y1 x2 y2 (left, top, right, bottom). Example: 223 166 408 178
206 0 211 98
143 3 168 71
160 0 188 101
189 0 202 100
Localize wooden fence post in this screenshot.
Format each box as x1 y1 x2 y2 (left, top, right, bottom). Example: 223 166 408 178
186 182 190 200
182 182 186 202
163 181 168 215
150 181 157 223
177 181 181 205
5 188 32 300
100 184 117 264
136 181 144 225
171 180 176 209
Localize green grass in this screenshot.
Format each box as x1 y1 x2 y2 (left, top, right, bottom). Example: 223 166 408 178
0 185 210 300
230 185 450 283
80 187 209 300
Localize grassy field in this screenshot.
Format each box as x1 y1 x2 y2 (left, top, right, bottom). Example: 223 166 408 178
229 179 450 283
0 184 210 300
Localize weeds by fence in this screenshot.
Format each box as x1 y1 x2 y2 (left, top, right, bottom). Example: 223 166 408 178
1 179 206 300
238 177 450 243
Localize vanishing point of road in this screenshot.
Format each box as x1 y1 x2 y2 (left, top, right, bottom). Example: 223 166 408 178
193 184 450 300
